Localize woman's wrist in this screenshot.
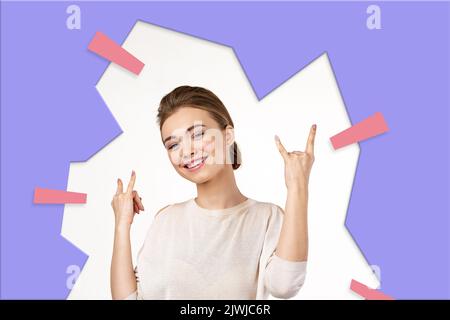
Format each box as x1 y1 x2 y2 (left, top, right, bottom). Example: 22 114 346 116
115 220 132 233
287 181 309 194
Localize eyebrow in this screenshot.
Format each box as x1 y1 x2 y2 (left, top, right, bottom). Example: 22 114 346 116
162 124 206 145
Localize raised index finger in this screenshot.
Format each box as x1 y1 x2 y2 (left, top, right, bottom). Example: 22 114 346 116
126 170 136 194
305 124 316 155
116 178 123 195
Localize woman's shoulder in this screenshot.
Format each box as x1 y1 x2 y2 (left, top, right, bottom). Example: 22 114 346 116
246 199 285 232
249 198 284 217
153 199 193 219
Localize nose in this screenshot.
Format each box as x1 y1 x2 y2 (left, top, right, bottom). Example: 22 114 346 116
180 137 196 161
182 149 195 160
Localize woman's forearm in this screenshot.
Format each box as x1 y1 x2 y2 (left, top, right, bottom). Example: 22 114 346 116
275 184 309 262
273 125 315 262
110 223 137 299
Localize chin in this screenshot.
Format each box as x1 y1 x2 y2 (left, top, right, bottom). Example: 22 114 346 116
175 162 224 185
177 168 212 184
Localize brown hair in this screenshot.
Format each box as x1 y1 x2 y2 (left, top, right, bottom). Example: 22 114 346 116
157 86 241 170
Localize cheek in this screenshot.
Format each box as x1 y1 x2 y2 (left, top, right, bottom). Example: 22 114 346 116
203 139 215 153
203 133 225 153
203 137 227 165
168 150 182 167
203 139 222 164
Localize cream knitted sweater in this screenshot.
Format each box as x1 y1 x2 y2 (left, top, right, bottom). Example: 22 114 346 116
124 198 307 300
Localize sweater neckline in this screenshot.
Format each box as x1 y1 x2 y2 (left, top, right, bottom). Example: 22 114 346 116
190 197 255 217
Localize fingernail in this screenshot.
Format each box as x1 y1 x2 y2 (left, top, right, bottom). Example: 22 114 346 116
313 124 317 129
132 170 135 176
274 135 280 142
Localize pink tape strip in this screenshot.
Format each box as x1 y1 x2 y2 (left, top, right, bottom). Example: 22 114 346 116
88 31 144 75
350 279 394 300
34 187 87 204
330 112 389 150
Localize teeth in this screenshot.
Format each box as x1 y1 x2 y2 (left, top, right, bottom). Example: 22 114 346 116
188 160 202 168
185 157 205 169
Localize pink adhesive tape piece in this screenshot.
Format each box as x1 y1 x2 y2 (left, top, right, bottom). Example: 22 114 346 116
350 279 395 300
34 187 87 204
330 112 389 150
88 31 144 75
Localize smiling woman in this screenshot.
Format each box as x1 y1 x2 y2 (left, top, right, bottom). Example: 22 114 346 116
158 85 242 173
157 87 242 186
110 85 316 300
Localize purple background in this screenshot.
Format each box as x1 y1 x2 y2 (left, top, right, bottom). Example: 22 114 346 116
1 1 449 299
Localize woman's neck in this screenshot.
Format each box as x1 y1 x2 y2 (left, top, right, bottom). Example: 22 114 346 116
195 165 247 210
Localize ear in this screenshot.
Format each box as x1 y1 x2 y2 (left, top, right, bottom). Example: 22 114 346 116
224 125 235 147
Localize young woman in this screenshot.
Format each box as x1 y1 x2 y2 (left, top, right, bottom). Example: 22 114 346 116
110 86 316 300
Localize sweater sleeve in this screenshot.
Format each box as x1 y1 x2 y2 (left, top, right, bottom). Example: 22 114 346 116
120 205 172 300
121 266 142 300
123 291 137 300
258 204 307 299
264 253 307 299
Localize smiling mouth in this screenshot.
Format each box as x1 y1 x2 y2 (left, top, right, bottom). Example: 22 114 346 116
183 156 208 172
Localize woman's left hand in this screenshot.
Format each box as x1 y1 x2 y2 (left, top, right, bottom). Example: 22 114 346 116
275 124 316 190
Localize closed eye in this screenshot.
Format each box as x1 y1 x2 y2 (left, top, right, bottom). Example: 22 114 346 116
192 131 204 140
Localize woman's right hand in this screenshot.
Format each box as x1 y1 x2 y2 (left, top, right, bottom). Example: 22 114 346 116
111 170 145 227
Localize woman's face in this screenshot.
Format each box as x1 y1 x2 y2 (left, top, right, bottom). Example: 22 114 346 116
161 106 233 184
